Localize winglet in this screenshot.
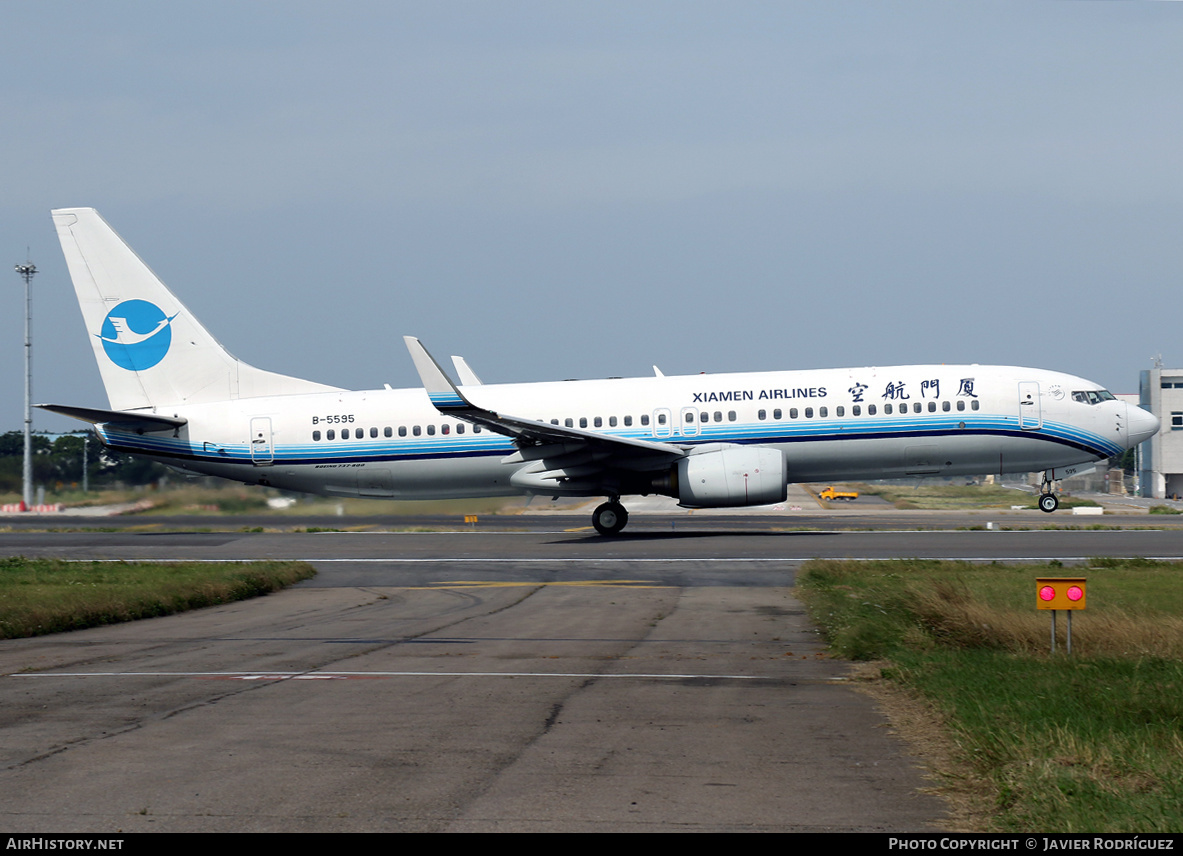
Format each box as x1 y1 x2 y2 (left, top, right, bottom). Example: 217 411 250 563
403 336 469 410
451 355 483 386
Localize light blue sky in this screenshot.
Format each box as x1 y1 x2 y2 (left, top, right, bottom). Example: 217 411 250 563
3 2 1181 433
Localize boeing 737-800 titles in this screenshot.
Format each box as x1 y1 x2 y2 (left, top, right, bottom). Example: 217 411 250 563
40 208 1158 534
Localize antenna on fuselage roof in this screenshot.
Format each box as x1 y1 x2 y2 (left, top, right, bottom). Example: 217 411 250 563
653 366 664 377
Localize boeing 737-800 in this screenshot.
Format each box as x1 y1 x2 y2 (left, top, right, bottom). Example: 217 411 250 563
40 208 1158 534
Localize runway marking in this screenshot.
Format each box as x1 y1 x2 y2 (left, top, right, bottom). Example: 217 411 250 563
13 670 768 681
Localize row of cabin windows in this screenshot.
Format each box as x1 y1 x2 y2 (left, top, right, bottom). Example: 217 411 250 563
311 411 746 441
757 399 980 420
313 423 485 442
309 411 734 441
310 399 982 441
556 411 739 429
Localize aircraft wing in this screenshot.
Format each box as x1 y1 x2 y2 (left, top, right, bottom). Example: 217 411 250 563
404 337 687 464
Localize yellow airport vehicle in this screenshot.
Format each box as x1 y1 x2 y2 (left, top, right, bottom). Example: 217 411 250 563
818 486 859 502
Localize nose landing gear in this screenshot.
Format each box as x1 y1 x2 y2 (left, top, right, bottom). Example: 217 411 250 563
1038 471 1059 513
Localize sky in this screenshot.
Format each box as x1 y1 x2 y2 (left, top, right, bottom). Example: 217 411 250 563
2 1 1181 433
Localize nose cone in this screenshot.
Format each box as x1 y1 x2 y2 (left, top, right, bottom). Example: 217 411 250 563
1128 404 1160 447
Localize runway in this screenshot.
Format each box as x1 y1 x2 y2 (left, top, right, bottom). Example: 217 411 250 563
2 519 1180 832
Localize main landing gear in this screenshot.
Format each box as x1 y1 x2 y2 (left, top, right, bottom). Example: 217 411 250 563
1038 471 1059 513
592 500 629 535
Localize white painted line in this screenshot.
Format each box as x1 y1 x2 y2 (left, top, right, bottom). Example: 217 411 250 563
57 555 1183 564
12 670 767 681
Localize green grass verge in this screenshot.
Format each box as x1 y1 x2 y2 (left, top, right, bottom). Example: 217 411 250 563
797 558 1183 832
847 482 1101 511
0 556 316 638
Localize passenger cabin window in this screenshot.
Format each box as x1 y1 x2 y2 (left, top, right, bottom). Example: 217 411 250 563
313 430 321 441
773 408 782 419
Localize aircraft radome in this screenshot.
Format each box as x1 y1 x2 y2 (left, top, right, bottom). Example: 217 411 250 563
40 208 1159 534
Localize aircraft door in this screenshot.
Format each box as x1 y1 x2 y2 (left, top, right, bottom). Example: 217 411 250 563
680 407 700 438
250 417 274 465
1018 382 1042 430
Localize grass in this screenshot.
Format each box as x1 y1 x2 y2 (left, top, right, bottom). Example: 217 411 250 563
797 558 1183 832
0 556 316 638
847 482 1101 511
0 483 528 518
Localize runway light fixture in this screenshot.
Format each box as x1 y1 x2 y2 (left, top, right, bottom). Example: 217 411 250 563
1036 576 1087 654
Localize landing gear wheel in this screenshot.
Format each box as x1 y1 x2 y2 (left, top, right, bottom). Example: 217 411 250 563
592 501 629 535
1038 493 1059 514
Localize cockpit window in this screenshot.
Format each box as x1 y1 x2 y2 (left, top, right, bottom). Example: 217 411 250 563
1072 389 1116 405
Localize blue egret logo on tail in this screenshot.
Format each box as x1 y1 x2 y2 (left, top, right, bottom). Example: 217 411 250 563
96 300 178 370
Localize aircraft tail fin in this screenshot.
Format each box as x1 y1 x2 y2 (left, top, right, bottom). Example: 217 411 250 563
51 208 340 412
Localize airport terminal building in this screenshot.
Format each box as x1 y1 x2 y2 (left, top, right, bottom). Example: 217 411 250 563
1137 365 1183 499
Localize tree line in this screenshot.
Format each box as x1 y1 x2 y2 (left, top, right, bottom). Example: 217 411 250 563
0 430 165 493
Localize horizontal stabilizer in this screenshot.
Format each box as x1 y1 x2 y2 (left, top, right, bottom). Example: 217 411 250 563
37 403 187 433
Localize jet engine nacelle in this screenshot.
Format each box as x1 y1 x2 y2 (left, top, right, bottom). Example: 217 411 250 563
675 446 787 508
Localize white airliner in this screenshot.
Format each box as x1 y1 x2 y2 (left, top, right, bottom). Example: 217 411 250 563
41 208 1158 534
